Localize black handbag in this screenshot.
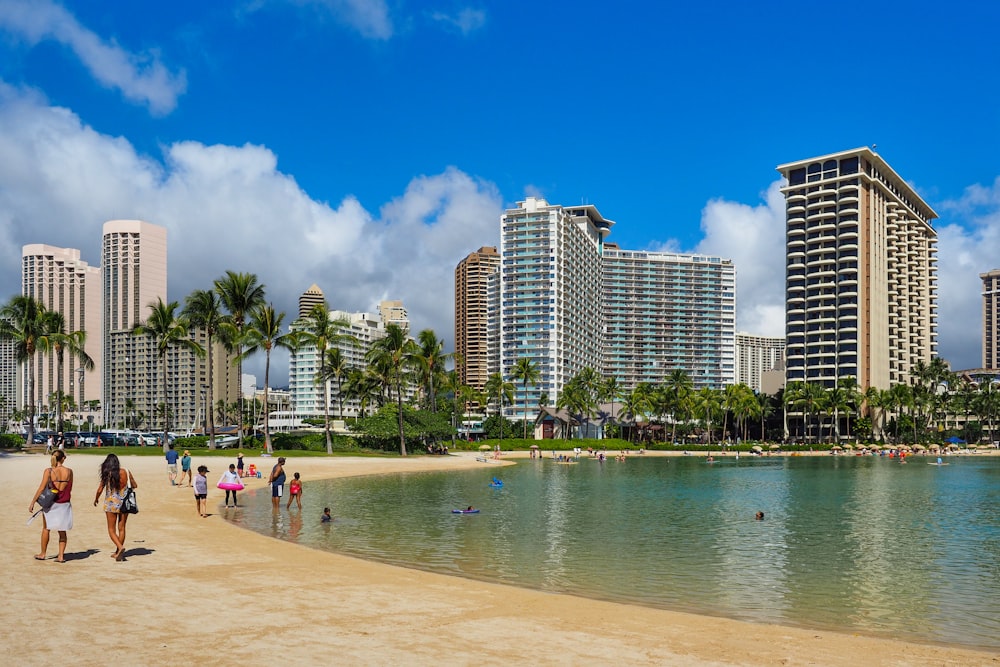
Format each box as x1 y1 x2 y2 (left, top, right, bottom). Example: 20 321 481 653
121 471 138 514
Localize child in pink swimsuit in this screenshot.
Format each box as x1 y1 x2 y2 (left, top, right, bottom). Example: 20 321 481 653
286 472 303 510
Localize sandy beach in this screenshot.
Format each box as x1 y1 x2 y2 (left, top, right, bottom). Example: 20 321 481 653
4 449 996 667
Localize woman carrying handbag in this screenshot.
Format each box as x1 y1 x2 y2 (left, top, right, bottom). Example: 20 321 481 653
94 453 137 562
28 450 73 562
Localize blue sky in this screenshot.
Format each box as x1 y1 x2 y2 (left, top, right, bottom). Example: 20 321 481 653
2 0 999 385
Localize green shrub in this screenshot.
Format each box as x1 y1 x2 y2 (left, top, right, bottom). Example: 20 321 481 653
0 433 24 449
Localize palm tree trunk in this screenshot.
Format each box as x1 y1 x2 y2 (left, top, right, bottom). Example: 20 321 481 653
264 351 273 454
207 333 216 449
162 354 170 453
396 379 406 456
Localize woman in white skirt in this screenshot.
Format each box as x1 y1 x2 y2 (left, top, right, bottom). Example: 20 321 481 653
29 450 73 562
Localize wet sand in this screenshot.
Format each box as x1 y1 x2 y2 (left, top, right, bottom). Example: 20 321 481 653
4 450 996 666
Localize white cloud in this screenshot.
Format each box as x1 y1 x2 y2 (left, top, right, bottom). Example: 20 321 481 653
0 0 186 115
288 0 394 40
934 178 1000 370
0 83 502 385
429 7 487 35
678 180 787 338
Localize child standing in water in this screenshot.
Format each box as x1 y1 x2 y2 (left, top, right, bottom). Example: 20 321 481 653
287 472 303 510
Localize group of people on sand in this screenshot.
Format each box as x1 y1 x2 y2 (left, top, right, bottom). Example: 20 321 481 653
28 451 138 563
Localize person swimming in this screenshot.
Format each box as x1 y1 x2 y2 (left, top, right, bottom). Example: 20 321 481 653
755 511 765 521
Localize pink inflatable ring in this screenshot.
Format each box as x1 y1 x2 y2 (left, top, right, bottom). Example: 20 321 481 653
217 482 245 491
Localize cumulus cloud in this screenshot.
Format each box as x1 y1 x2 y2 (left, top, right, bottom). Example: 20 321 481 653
429 7 487 35
0 83 502 384
650 181 787 338
0 0 186 115
285 0 394 40
935 178 1000 370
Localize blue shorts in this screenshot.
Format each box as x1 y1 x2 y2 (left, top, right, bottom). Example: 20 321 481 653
271 483 283 498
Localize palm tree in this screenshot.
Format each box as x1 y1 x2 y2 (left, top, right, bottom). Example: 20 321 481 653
0 295 61 444
367 323 416 456
296 303 354 454
133 298 204 453
888 383 913 442
484 372 515 441
411 329 451 413
621 387 651 443
509 357 540 439
796 382 827 443
691 387 721 445
48 311 95 434
241 303 297 454
782 381 803 441
664 369 693 444
342 368 382 420
184 289 231 449
215 271 266 450
318 348 351 421
601 377 622 438
756 392 774 441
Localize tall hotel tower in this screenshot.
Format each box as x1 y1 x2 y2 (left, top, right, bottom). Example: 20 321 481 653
603 244 735 389
102 220 168 430
499 197 611 419
455 246 500 390
21 244 102 422
777 148 938 390
982 269 1000 369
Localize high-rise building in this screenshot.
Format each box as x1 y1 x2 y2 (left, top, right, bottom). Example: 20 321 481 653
289 305 405 420
735 332 785 392
298 284 325 320
0 338 16 430
454 246 499 390
777 148 938 390
499 197 610 420
603 244 736 390
982 269 1000 369
102 220 168 430
20 244 102 427
377 300 409 330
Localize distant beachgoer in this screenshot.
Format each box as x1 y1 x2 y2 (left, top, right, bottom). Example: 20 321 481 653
165 444 179 485
287 472 302 510
94 453 136 561
194 465 209 517
219 464 241 507
46 434 54 454
237 452 245 478
321 508 332 523
30 450 73 562
755 511 765 521
268 457 286 509
180 450 192 486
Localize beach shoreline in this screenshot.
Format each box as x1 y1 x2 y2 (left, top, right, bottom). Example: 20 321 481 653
4 450 996 666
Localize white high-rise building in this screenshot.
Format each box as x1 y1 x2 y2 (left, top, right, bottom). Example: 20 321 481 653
499 197 611 420
0 338 16 430
777 148 938 390
289 305 408 421
735 332 785 392
603 244 736 390
20 244 102 429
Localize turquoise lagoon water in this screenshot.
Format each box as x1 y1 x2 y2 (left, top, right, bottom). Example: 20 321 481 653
226 455 1000 650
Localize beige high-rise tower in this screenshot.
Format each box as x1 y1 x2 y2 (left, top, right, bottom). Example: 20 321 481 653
298 284 325 319
982 269 1000 369
777 148 938 391
454 246 499 390
21 244 102 428
102 220 168 430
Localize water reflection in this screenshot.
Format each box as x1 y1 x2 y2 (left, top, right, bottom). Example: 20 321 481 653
225 455 1000 650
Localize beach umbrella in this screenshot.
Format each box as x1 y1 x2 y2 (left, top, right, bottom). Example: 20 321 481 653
751 445 763 453
831 445 843 450
479 444 491 451
913 444 926 451
529 444 539 449
842 444 853 450
769 444 780 450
